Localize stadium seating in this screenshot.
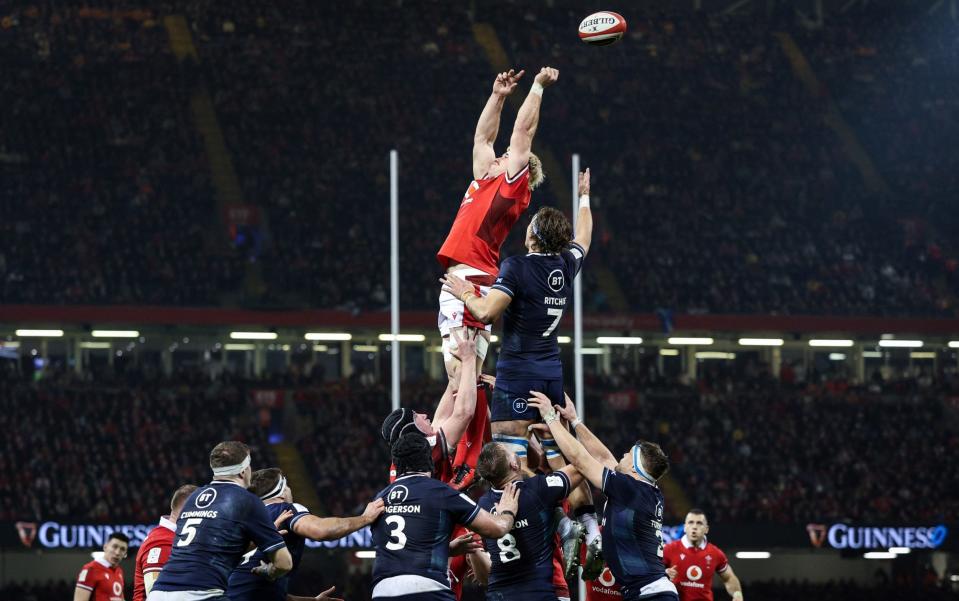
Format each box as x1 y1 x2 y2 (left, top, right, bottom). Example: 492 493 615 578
0 368 275 523
1 3 954 317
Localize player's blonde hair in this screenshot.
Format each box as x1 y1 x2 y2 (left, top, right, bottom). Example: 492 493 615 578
528 153 545 191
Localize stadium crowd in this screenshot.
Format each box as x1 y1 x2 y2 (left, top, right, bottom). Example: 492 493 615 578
0 5 244 306
0 2 955 317
0 367 275 523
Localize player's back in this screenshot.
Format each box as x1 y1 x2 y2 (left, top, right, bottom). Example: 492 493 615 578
371 474 481 597
437 169 532 275
153 481 286 595
133 517 176 601
600 468 677 600
477 472 570 598
227 502 311 601
492 242 586 380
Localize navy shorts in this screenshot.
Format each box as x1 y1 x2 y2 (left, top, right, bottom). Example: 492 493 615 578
486 590 556 601
491 378 565 422
375 592 455 601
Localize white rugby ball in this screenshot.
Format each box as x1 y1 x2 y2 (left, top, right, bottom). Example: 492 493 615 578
578 11 627 46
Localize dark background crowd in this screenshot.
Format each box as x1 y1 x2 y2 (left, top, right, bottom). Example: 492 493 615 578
1 0 958 599
0 0 956 315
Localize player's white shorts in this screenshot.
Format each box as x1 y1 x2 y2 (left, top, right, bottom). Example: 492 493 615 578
438 266 494 337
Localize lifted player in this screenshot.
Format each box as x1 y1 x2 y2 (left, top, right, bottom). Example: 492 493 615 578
442 169 592 470
436 67 557 384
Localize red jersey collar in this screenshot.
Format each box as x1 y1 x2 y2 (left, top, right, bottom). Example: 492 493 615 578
681 534 708 550
94 557 113 569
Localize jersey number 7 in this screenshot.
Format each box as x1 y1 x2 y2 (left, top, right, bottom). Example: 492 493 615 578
543 308 564 337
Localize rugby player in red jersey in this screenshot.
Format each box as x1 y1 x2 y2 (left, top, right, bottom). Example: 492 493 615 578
74 532 129 601
663 510 744 601
133 484 197 601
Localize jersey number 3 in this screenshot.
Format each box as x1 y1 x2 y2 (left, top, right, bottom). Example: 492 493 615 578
543 308 563 337
385 515 408 551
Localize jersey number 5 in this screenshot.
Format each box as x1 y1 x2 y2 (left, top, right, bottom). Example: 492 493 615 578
176 518 203 547
385 515 408 551
543 308 563 337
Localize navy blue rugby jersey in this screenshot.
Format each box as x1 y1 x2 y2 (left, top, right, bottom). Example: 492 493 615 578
601 467 670 598
227 501 311 601
152 481 286 593
477 472 570 595
491 242 585 380
371 474 480 587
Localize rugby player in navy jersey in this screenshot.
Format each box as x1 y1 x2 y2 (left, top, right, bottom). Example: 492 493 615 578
442 169 598 574
474 441 585 601
441 168 592 468
227 468 385 601
527 392 680 601
371 433 520 600
149 442 292 601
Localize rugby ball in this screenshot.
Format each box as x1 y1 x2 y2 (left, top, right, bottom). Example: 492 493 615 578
578 11 627 46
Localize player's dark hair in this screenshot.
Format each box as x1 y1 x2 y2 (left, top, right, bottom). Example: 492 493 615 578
249 468 284 498
476 442 511 488
688 508 707 518
530 206 573 254
107 532 130 545
382 408 418 446
210 441 250 469
636 440 669 480
392 432 433 476
170 484 198 513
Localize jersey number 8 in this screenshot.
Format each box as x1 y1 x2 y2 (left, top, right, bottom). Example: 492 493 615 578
496 533 521 563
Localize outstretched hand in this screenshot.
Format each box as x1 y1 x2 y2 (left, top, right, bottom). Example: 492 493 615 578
493 69 525 96
362 498 385 523
315 586 344 601
526 391 555 419
449 328 478 362
578 167 591 196
534 67 559 88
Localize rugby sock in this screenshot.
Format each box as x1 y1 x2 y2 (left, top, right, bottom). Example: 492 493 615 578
492 433 528 459
540 438 562 461
576 506 601 546
451 383 491 490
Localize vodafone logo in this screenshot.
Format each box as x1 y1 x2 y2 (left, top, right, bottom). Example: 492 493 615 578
686 565 703 581
112 581 123 596
598 567 616 586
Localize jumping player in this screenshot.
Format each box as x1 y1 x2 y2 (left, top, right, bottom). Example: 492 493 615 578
527 392 679 601
474 441 584 601
441 169 592 468
133 484 197 601
370 433 520 600
149 441 292 601
228 468 384 601
74 532 129 601
436 66 557 384
663 510 744 601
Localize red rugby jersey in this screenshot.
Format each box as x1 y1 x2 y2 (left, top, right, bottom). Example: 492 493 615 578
662 536 729 601
133 516 177 601
437 166 532 275
76 557 125 601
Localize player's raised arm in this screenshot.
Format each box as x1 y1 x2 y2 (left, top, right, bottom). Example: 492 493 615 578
507 67 558 177
473 69 524 180
465 481 520 539
527 392 606 487
555 390 615 467
434 329 479 445
573 168 593 254
292 499 385 541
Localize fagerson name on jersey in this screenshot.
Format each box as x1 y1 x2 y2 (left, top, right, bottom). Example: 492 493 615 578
386 505 422 514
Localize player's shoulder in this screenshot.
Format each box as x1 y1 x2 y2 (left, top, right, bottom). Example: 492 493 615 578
662 539 682 554
705 541 727 556
80 559 101 571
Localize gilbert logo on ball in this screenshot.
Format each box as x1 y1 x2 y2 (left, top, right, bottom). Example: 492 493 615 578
578 11 627 46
